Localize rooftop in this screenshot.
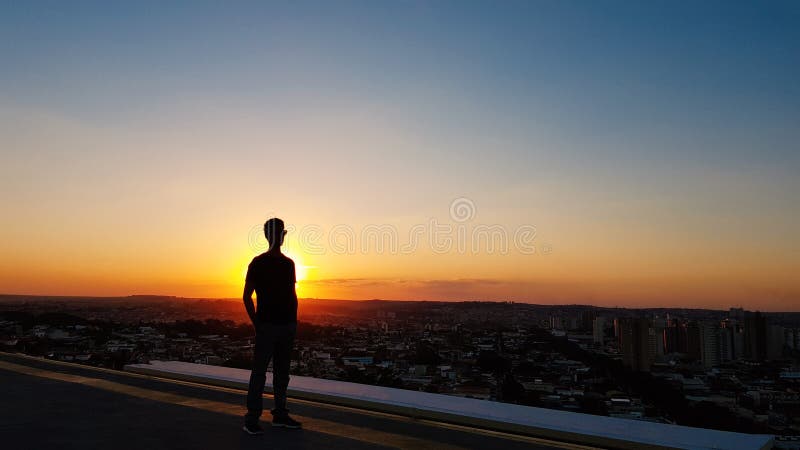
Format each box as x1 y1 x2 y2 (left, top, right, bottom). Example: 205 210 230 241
0 352 575 450
0 351 776 450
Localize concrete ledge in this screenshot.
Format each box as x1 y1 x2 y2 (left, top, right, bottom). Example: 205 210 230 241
125 360 773 450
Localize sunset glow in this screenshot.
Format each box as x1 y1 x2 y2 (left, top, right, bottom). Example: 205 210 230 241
0 2 798 311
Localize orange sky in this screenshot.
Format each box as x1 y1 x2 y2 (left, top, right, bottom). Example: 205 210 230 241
1 3 799 311
1 191 797 311
0 107 797 310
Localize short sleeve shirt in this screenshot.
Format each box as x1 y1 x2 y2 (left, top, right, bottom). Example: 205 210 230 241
246 252 297 324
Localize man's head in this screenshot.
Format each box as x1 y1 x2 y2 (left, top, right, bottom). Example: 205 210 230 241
264 217 286 249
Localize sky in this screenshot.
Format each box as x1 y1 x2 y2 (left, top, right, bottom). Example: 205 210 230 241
1 1 798 310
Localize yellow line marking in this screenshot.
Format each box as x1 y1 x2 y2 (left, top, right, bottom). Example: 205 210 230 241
0 353 595 450
414 419 599 450
0 360 464 450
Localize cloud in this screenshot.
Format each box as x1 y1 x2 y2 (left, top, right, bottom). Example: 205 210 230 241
302 276 800 311
304 277 567 302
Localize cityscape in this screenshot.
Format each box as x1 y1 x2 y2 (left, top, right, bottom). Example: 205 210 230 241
2 295 799 440
2 1 798 448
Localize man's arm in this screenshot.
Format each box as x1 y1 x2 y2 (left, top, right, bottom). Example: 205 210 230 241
243 272 257 325
291 260 298 303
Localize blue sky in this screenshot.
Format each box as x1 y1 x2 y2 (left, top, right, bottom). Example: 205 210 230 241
2 2 798 170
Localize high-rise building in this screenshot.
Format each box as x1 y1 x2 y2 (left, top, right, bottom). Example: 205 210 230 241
664 321 689 355
592 317 606 344
786 328 799 350
732 325 745 360
651 318 666 358
767 324 785 360
550 316 564 330
686 322 702 361
698 322 721 369
719 326 735 362
581 310 598 332
743 311 768 361
619 318 655 372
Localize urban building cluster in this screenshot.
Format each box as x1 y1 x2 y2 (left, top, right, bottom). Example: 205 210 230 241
1 295 798 439
555 307 800 436
613 308 794 371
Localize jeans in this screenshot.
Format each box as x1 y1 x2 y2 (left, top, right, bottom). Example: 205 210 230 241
244 321 296 424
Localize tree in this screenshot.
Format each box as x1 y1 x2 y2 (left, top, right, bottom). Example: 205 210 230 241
414 341 441 365
477 350 510 373
500 373 525 403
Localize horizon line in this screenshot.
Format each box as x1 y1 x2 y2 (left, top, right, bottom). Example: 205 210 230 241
0 293 791 314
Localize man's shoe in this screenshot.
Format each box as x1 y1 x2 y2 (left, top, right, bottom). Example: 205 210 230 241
242 422 264 435
272 415 302 429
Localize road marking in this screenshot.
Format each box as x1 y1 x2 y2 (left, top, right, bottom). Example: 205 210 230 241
0 354 594 450
0 359 466 450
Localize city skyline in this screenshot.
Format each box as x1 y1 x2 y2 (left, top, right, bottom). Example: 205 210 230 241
3 295 794 441
1 1 798 310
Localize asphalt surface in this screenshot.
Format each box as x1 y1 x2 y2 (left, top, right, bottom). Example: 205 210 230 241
0 352 575 450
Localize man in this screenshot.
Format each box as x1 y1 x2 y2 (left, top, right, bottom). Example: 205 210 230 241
242 217 301 434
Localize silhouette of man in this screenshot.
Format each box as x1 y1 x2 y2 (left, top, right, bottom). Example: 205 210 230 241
242 218 301 434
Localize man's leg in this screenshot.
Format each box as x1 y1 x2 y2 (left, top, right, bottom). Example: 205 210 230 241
244 324 274 425
270 323 296 418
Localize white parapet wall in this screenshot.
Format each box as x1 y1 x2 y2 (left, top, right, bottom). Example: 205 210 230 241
125 360 773 450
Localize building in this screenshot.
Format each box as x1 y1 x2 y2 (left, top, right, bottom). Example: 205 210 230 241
619 318 656 372
698 322 721 369
743 311 768 361
592 317 606 344
767 324 785 360
664 322 688 355
718 325 735 362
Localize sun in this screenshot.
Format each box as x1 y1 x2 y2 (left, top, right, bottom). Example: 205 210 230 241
283 250 309 282
284 250 315 298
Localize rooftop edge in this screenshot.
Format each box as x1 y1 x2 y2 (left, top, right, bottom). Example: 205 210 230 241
124 360 773 450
